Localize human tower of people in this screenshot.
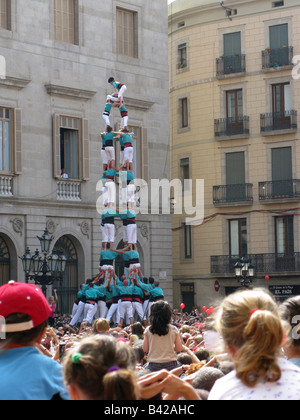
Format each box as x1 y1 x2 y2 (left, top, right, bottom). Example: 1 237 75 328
69 77 164 331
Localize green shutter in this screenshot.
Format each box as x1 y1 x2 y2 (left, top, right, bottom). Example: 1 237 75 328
226 152 245 185
272 147 292 181
224 32 241 56
270 24 288 49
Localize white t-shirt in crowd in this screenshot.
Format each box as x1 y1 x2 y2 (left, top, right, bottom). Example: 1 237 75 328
144 324 180 363
209 357 300 400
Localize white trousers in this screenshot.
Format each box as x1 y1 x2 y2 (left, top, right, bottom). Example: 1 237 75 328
142 299 150 321
83 303 97 325
105 146 115 162
101 224 107 243
70 300 85 326
127 183 135 203
104 223 115 243
107 85 127 101
127 223 137 244
132 301 144 322
118 85 127 100
102 113 111 127
71 302 78 318
120 150 124 165
101 149 108 165
96 300 108 319
106 302 120 324
106 180 116 205
119 300 133 320
124 146 134 163
121 116 128 129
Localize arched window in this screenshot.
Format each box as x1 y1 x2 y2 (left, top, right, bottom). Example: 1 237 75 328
53 236 78 315
0 235 10 286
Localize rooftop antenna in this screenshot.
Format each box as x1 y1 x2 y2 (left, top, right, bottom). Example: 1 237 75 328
220 1 237 21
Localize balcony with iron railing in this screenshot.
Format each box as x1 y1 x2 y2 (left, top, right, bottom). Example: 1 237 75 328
216 54 246 77
259 179 300 202
260 110 297 134
211 253 300 277
213 183 253 206
214 116 250 139
262 46 293 70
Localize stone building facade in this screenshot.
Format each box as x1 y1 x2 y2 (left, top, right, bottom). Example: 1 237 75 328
0 0 173 313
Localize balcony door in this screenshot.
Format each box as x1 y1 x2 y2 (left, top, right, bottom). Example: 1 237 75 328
229 219 248 271
223 32 242 74
270 23 289 66
272 83 291 129
271 147 292 197
275 216 295 271
226 90 243 135
226 151 245 202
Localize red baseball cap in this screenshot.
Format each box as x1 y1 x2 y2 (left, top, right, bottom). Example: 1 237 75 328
0 281 52 333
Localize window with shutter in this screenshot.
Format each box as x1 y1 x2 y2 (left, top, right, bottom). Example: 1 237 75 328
272 147 292 182
275 216 294 255
52 114 89 181
116 8 138 58
226 151 246 202
54 0 78 45
178 43 187 69
180 98 188 129
270 24 288 49
224 32 241 56
226 151 245 185
0 0 11 30
0 107 11 172
82 118 90 181
14 108 22 174
229 219 247 258
271 147 292 197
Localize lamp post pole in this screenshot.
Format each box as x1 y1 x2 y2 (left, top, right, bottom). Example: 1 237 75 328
19 228 67 296
234 257 255 288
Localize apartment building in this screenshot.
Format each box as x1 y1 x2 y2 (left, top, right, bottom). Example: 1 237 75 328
169 0 300 310
0 0 173 312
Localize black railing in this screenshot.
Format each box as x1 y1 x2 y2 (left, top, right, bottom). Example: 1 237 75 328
262 46 293 69
216 54 246 76
215 116 249 137
260 110 297 132
259 179 300 201
213 183 253 205
211 253 300 275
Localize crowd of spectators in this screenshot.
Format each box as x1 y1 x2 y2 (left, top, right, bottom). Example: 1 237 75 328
1 281 300 401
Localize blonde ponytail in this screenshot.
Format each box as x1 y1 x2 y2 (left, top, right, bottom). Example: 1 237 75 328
235 309 283 387
214 288 284 388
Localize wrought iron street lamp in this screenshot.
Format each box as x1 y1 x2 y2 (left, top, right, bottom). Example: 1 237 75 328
19 228 67 295
234 257 255 288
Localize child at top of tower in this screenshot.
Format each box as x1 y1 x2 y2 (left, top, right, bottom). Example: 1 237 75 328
108 77 127 104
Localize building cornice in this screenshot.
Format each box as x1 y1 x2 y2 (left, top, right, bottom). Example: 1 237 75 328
45 83 97 101
125 96 155 111
0 76 31 90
